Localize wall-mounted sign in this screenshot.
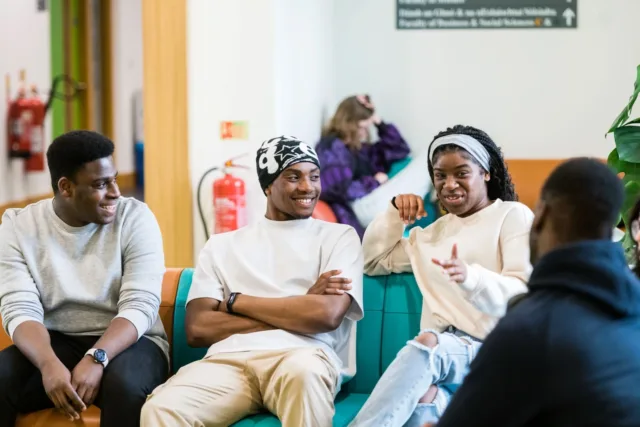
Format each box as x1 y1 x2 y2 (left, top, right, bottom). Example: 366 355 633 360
220 121 249 140
396 0 577 30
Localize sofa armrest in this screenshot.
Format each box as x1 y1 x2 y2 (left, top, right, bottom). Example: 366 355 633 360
159 268 184 348
0 317 11 351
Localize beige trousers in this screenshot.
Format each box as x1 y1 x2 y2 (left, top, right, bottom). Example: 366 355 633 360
140 347 339 427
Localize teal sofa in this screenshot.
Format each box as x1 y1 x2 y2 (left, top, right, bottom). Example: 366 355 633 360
171 268 424 426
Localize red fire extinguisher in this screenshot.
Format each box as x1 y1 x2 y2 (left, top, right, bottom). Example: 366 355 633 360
197 154 249 239
23 85 46 172
6 75 33 160
213 171 247 234
6 71 84 172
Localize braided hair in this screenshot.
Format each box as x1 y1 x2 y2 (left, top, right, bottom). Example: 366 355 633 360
427 125 518 202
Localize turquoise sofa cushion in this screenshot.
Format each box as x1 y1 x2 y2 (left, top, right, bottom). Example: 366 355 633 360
171 268 424 426
171 268 206 374
381 274 422 373
387 157 412 179
342 275 384 394
231 393 370 427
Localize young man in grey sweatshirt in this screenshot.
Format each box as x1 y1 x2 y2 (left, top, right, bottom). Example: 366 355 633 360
0 130 169 427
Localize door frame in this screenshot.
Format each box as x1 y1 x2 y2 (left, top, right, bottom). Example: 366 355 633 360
50 0 113 143
141 0 193 267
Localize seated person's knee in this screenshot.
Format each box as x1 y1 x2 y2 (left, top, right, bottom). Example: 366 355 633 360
280 350 335 392
140 398 160 420
415 331 438 348
101 370 147 401
140 389 173 420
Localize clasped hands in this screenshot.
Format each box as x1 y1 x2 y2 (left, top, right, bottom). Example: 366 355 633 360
41 354 104 421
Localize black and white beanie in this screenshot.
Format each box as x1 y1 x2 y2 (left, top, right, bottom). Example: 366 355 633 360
255 135 320 192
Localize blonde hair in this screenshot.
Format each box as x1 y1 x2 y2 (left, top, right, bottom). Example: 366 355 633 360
322 95 374 150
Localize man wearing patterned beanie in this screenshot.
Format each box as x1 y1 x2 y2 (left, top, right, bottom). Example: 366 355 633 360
141 136 365 427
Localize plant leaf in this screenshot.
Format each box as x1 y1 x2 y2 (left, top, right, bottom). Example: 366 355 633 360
627 117 640 126
614 125 640 163
622 231 635 263
608 147 640 182
607 64 640 134
608 147 619 170
622 179 640 225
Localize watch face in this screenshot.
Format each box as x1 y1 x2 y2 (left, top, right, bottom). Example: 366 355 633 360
94 349 107 363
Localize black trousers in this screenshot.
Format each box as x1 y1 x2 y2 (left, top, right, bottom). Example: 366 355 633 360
0 330 168 427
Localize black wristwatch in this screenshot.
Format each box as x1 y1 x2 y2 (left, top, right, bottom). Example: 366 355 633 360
227 292 241 314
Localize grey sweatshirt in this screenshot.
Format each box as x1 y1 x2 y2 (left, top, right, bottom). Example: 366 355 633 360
0 197 169 361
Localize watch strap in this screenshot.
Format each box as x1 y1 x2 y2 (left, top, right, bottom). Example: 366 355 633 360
227 292 241 314
85 348 109 368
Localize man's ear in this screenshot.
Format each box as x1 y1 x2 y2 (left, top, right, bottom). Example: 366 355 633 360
531 200 548 234
57 177 73 197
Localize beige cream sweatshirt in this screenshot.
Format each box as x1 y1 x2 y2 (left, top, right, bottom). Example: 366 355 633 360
362 199 534 340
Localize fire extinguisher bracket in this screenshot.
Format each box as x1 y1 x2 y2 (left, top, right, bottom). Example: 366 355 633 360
6 72 84 172
196 154 250 240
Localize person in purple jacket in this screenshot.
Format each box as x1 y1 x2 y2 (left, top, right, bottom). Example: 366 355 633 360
315 95 412 238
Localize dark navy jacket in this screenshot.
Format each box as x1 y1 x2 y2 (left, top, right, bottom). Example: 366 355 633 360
437 240 640 427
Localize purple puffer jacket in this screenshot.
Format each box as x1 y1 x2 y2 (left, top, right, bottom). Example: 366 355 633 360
315 122 411 239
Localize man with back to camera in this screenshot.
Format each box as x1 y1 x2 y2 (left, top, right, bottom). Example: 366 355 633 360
141 135 364 427
426 157 640 427
0 130 169 427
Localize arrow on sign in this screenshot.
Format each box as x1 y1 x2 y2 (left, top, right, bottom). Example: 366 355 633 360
563 8 576 26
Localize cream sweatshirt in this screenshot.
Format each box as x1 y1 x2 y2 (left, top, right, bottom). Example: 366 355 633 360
362 199 533 340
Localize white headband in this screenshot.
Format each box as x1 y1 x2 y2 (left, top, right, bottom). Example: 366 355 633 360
428 134 491 171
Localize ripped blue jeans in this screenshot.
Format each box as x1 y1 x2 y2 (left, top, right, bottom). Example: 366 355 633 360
348 329 482 427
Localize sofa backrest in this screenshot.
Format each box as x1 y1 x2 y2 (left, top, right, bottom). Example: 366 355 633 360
172 268 207 373
171 268 423 390
344 273 422 394
160 268 183 345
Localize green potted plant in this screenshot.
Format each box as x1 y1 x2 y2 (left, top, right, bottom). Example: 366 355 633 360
607 64 640 261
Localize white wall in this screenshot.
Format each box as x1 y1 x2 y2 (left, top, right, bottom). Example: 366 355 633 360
112 0 143 174
332 0 640 159
188 0 278 255
274 0 336 143
188 0 335 256
187 0 640 257
0 0 52 204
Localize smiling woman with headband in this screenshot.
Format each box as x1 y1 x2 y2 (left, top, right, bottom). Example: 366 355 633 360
348 125 533 427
